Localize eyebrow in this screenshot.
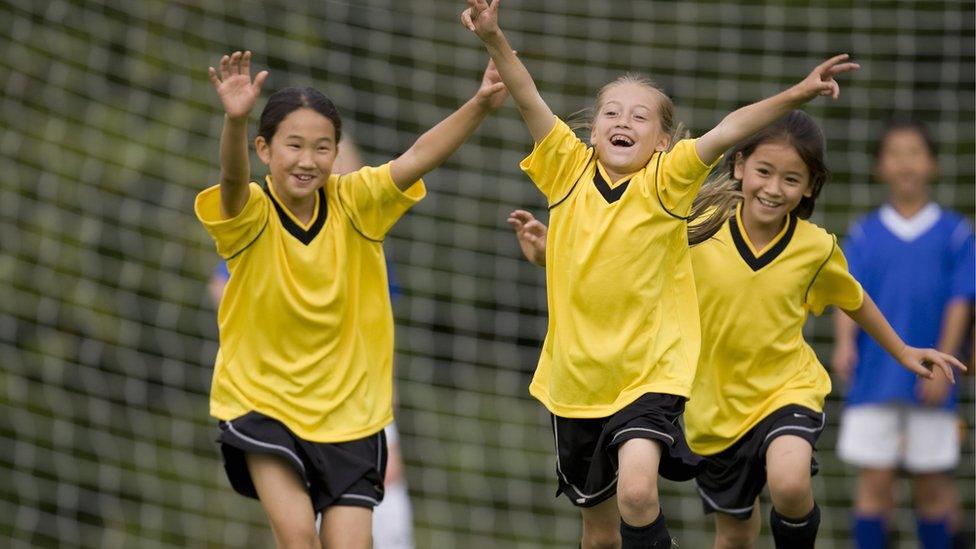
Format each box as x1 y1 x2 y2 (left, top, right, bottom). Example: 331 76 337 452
756 160 806 177
602 101 654 112
283 135 335 143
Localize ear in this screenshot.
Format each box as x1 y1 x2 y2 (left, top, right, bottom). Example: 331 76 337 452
655 135 670 152
589 126 597 147
803 181 815 198
732 152 745 180
255 136 271 165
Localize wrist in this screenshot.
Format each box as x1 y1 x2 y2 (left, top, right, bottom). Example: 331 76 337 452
225 113 250 125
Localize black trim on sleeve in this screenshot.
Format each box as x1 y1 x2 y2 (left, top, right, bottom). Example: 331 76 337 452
729 213 797 271
804 235 836 304
263 185 327 245
548 150 595 210
653 152 690 220
226 218 268 260
334 174 384 243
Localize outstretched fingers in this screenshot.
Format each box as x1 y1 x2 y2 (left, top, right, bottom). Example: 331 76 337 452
253 70 269 92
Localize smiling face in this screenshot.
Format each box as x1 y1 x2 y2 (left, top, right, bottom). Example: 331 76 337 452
590 81 670 180
735 142 813 229
255 107 338 205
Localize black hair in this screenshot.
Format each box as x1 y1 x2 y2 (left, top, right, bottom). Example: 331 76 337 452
872 117 937 159
726 109 828 220
688 110 827 244
257 86 342 144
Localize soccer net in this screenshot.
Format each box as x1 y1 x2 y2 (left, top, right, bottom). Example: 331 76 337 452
2 1 973 547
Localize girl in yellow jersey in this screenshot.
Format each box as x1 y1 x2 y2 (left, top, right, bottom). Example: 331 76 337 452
195 51 507 548
461 1 858 546
507 111 965 549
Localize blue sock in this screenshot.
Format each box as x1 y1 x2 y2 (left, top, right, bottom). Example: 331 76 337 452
853 515 887 549
917 518 951 549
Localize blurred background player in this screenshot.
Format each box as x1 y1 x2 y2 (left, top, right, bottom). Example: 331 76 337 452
832 119 976 549
208 136 416 549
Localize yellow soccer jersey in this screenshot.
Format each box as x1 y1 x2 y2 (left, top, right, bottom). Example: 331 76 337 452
194 163 425 442
685 205 864 455
520 117 719 418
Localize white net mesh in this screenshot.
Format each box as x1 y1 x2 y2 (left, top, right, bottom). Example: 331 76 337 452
2 1 973 547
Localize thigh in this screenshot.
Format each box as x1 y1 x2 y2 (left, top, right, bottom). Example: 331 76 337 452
321 505 373 549
904 408 960 473
836 404 901 468
246 453 317 544
765 435 814 501
617 438 662 492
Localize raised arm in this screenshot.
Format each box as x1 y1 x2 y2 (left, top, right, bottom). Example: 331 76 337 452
207 51 269 218
389 58 507 190
461 0 555 142
695 54 860 165
842 292 966 383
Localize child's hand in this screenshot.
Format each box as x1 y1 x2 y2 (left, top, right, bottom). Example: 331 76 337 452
475 59 509 110
897 346 967 384
208 51 269 120
460 0 501 41
793 53 860 102
507 210 547 266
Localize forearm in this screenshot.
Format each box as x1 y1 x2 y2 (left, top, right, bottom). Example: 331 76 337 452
696 86 806 164
834 308 859 347
843 292 908 361
480 30 554 142
218 115 251 216
937 298 972 355
390 97 490 189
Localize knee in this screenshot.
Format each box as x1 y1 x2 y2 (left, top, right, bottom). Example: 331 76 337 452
768 473 811 513
857 468 895 509
272 523 319 549
616 479 660 518
913 474 952 517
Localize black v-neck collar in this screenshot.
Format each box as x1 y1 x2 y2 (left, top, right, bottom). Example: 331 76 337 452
263 184 327 245
729 212 797 271
592 166 632 204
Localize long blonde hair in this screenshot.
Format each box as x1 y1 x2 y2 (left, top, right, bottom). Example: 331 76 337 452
568 73 740 244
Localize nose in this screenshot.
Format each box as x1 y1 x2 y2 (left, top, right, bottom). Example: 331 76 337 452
298 149 315 168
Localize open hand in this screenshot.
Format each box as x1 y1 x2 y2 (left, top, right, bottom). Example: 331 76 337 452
208 51 269 120
461 0 501 41
897 345 967 384
793 53 860 102
507 209 547 266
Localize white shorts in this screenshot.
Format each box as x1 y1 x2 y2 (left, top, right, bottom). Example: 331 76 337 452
836 404 960 473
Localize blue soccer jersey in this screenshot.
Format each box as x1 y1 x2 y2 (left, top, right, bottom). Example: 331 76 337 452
843 203 975 408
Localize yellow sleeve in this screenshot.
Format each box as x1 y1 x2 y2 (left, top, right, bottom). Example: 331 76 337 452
655 139 721 217
335 162 426 241
805 236 865 315
194 182 269 259
519 116 593 206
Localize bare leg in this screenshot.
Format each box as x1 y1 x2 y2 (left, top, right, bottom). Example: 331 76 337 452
246 453 320 549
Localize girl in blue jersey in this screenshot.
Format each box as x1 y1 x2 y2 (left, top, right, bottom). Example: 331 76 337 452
508 111 965 549
461 1 859 546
